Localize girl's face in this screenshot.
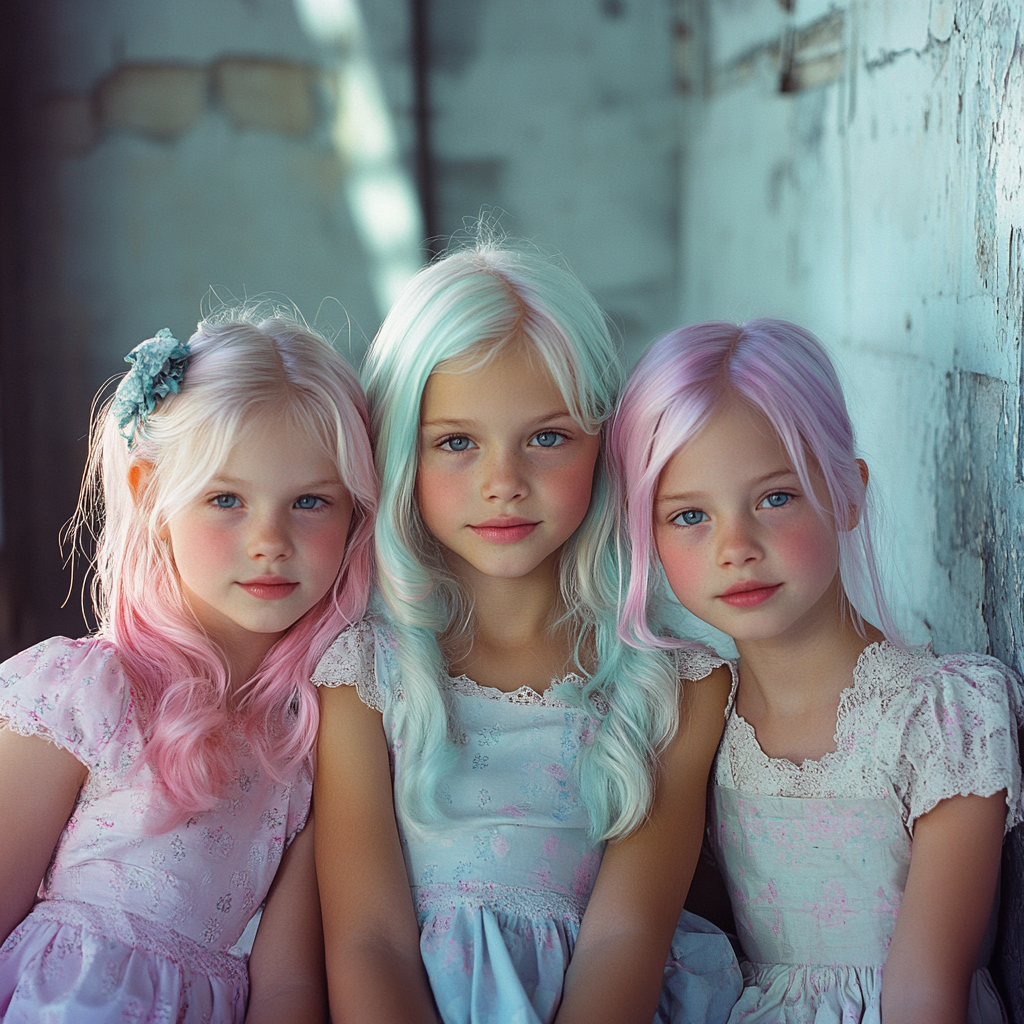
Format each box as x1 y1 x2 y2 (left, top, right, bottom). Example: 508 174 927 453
164 415 353 663
416 342 601 588
653 396 842 648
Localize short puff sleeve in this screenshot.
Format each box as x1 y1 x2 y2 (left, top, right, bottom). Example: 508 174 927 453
312 618 388 712
880 650 1024 834
672 643 730 684
0 636 134 773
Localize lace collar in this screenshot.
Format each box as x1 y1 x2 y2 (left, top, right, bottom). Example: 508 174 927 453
726 640 906 772
445 671 587 708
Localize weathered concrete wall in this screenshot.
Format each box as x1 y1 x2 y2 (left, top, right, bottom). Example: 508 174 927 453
4 0 415 649
675 0 1024 1011
423 0 683 356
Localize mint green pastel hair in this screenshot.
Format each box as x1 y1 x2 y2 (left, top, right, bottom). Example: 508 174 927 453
364 242 682 840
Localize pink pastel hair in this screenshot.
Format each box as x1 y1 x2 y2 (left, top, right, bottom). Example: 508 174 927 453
77 313 376 826
609 318 901 649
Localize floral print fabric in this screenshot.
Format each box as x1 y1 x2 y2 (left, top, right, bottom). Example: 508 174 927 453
0 636 312 1024
711 642 1023 1023
314 618 742 1024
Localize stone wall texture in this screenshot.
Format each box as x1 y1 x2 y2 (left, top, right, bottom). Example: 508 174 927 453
674 0 1024 1011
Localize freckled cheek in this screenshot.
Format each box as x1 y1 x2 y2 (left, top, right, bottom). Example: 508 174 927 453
772 520 839 585
167 515 235 582
545 461 596 531
303 517 353 579
415 465 461 537
654 531 706 609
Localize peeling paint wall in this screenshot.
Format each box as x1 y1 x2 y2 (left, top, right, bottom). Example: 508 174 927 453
675 0 1024 1010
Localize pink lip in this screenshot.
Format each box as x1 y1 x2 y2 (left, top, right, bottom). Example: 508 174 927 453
238 576 299 600
469 517 539 544
718 582 782 608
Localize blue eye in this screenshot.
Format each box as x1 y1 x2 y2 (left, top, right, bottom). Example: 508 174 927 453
213 494 240 509
295 495 324 510
441 435 475 453
759 492 792 509
672 509 707 527
531 431 564 448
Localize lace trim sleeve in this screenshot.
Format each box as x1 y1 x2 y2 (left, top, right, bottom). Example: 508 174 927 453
884 651 1024 835
671 642 729 684
311 619 385 712
0 636 132 771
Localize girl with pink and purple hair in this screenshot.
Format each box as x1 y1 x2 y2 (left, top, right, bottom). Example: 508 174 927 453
610 318 1023 1024
0 312 376 1023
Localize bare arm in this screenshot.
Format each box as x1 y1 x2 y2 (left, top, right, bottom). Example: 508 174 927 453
314 684 437 1024
0 727 87 943
554 665 733 1024
245 817 328 1024
881 792 1006 1024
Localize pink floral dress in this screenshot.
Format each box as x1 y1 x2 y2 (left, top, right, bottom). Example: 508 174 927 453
0 636 312 1024
711 642 1024 1024
313 618 743 1024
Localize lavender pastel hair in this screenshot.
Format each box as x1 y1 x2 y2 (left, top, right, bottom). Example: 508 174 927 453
76 312 376 826
609 318 901 648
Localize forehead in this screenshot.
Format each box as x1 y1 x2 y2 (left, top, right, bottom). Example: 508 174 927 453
420 343 564 420
216 414 341 482
657 397 793 492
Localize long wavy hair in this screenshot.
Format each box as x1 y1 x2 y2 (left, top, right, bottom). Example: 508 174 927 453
364 242 686 841
609 318 901 649
77 313 376 825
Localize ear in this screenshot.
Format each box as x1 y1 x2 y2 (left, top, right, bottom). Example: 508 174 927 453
127 459 155 507
844 459 869 530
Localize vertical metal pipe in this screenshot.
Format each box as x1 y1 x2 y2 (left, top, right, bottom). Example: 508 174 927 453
410 0 440 257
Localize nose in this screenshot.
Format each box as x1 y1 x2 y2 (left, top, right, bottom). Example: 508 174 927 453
480 446 528 503
246 508 294 562
716 513 763 568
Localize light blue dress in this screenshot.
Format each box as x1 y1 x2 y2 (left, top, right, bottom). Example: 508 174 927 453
710 643 1024 1023
314 618 742 1024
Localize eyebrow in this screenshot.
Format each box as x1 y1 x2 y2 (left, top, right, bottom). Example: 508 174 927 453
208 476 344 490
656 467 797 504
420 410 575 429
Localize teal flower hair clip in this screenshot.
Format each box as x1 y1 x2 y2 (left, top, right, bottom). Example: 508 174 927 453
111 328 191 449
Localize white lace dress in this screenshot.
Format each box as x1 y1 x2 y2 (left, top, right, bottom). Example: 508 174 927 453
711 642 1024 1024
314 618 743 1024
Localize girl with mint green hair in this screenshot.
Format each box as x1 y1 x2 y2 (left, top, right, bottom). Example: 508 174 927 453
313 242 741 1024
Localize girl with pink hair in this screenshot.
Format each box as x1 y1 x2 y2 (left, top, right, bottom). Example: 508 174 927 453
610 318 1023 1023
0 313 376 1023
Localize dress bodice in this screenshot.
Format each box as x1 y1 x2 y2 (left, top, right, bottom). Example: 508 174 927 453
404 676 605 923
712 787 911 967
0 637 311 947
314 618 743 1024
710 641 1023 1024
0 636 313 1023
